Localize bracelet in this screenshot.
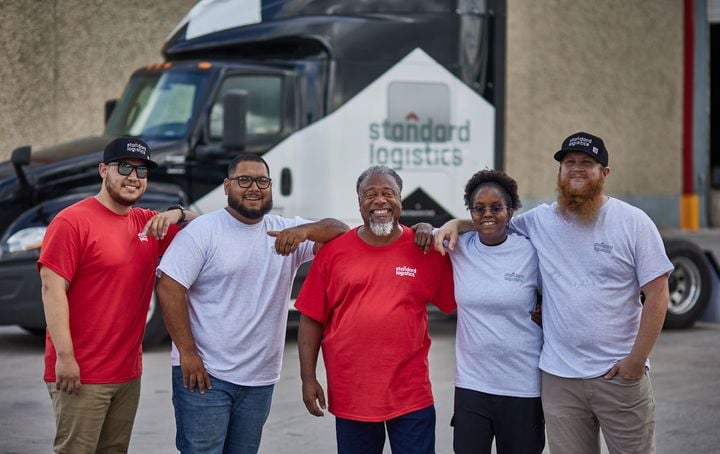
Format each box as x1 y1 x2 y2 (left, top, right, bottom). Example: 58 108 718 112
166 205 186 225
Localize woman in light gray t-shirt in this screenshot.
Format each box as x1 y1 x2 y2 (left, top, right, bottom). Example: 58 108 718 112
448 169 544 454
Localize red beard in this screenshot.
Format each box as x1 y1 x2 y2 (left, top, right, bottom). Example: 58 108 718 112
556 173 605 223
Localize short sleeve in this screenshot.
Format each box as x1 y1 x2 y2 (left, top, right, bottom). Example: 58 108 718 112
430 251 456 314
509 210 532 238
157 227 207 289
37 216 81 283
294 246 331 323
632 214 674 287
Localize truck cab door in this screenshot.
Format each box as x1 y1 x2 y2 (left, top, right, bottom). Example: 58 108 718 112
193 71 297 214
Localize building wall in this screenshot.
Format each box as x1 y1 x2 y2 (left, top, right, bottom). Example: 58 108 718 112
505 0 684 225
0 0 196 161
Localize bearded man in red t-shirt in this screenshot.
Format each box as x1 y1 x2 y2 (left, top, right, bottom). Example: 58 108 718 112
37 137 196 453
296 165 456 454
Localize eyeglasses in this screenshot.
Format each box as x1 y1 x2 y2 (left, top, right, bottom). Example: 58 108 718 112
108 161 149 178
229 175 272 189
469 205 507 216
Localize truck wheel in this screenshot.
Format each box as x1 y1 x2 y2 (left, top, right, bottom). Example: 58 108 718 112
663 239 712 329
142 290 168 349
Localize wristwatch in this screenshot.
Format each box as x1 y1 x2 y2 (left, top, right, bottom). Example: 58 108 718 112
166 205 186 225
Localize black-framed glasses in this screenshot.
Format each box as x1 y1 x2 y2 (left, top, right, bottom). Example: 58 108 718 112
469 205 507 216
108 161 149 178
229 175 272 189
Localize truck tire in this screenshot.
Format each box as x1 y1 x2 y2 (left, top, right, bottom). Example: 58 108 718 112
663 239 712 329
142 290 168 349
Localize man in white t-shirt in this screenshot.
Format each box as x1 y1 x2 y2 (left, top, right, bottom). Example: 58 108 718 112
156 153 348 454
435 132 673 454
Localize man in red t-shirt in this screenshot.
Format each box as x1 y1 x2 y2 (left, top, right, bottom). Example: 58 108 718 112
296 165 456 454
37 137 196 453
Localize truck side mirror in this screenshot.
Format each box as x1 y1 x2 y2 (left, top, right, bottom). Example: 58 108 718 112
11 146 31 167
280 167 292 196
105 99 117 125
222 89 248 151
11 145 31 189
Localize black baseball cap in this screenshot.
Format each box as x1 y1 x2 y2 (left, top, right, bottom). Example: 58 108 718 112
553 132 608 167
103 137 158 168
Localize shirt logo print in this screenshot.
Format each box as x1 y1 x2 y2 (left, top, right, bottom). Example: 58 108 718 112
137 232 149 242
594 242 613 254
504 272 524 283
396 266 417 278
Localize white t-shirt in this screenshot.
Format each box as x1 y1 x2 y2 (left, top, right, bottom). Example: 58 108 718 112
157 209 315 386
450 232 543 397
511 197 674 378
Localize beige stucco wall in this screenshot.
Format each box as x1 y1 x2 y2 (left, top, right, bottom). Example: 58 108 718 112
0 0 196 161
505 0 684 205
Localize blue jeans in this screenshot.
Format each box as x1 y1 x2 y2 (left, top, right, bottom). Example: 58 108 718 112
335 405 436 454
171 366 274 454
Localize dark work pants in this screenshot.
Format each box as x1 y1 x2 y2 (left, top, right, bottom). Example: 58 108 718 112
336 405 436 454
452 387 545 454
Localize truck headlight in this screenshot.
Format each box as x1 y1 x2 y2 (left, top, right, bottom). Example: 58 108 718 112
1 226 47 259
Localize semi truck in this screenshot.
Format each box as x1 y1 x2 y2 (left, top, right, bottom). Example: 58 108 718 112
0 0 713 346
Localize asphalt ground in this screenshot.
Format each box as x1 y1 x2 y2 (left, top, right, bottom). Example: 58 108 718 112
1 319 719 453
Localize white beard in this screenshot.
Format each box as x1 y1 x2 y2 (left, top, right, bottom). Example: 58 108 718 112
369 221 395 236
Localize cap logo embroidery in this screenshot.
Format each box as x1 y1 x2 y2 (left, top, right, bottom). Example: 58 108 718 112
567 136 592 148
127 142 148 156
396 265 416 278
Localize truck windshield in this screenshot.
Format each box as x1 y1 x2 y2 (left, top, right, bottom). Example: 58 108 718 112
105 70 210 140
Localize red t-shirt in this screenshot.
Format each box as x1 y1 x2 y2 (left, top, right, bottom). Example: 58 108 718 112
295 226 456 421
37 197 178 383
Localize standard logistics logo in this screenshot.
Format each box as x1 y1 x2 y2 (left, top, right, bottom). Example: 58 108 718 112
368 118 469 170
368 81 469 171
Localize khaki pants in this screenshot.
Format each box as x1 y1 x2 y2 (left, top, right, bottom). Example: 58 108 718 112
541 371 655 454
47 378 141 454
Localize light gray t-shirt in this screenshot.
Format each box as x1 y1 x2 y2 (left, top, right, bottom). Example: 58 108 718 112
450 232 543 397
157 209 315 386
511 197 674 378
